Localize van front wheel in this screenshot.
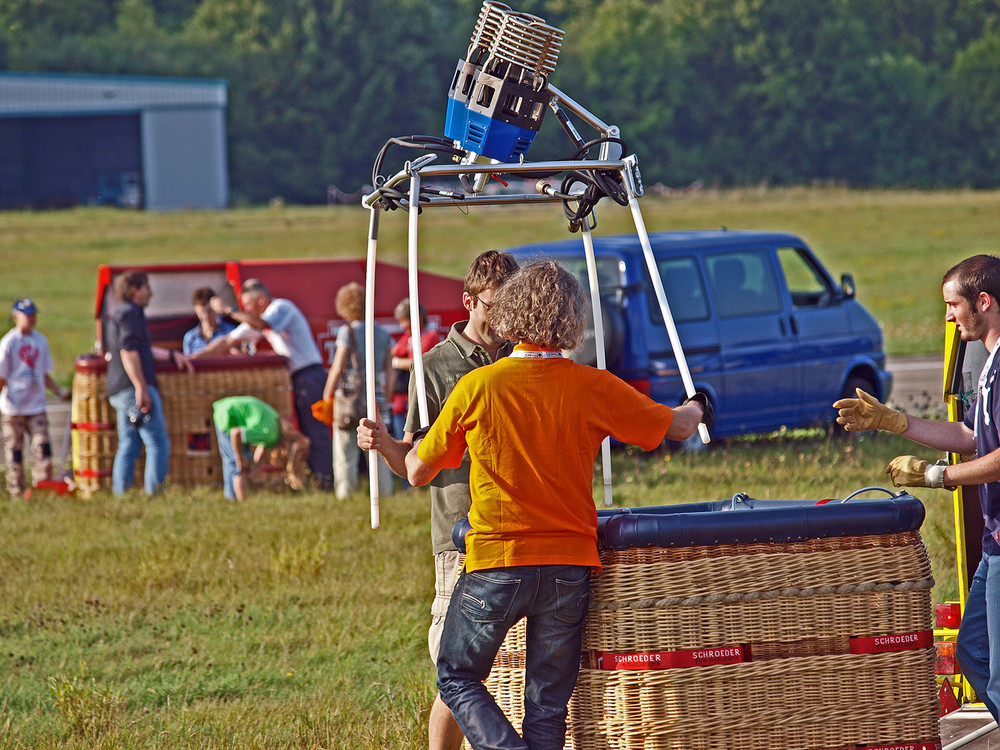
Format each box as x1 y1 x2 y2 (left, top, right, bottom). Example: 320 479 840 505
840 374 877 403
832 375 877 436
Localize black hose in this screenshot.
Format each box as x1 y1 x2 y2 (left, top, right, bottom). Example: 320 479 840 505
369 132 631 220
371 135 466 210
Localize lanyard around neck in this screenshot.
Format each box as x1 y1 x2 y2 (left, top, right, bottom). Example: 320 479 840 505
508 349 564 359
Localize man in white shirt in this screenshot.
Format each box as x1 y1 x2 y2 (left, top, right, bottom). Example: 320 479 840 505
202 279 333 487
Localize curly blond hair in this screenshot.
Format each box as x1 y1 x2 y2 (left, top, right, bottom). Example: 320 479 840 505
335 282 365 322
489 260 585 351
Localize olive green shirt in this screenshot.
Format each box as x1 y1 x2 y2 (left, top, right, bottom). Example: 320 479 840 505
405 321 513 553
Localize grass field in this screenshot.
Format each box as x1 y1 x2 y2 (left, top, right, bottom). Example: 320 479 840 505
0 430 956 750
1 187 998 375
0 188 994 747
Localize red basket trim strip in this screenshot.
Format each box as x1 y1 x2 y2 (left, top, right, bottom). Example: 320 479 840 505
595 644 750 670
849 630 933 655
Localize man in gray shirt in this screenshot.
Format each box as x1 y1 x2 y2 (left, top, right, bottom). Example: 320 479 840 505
356 250 518 750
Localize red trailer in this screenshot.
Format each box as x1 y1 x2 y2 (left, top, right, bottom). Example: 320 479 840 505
93 258 467 362
75 259 467 495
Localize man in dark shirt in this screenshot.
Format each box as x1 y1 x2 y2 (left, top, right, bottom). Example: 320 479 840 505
834 254 1000 722
106 270 192 495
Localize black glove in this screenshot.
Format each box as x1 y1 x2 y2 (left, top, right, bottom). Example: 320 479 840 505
683 390 715 429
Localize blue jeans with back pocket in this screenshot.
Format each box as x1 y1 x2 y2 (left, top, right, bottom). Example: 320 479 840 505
957 553 1000 721
436 564 590 750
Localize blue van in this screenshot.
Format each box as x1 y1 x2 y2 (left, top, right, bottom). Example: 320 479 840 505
506 230 892 440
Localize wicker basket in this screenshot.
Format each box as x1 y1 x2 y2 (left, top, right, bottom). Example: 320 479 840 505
479 499 940 750
71 354 294 496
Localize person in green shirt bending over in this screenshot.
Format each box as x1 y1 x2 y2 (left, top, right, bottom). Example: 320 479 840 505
212 396 309 501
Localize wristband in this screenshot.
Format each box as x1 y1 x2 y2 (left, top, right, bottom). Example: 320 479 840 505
169 350 177 365
924 463 946 489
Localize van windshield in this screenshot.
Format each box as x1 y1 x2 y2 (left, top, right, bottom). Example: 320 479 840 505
777 246 835 308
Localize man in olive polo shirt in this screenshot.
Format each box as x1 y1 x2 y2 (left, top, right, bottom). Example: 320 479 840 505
356 249 519 750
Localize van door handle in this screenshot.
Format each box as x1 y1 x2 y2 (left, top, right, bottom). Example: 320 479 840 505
789 316 799 335
779 318 787 336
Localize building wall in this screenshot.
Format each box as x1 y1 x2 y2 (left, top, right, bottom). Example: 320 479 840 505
0 73 229 211
142 108 229 210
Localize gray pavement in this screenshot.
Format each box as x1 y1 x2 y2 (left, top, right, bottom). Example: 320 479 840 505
886 354 948 418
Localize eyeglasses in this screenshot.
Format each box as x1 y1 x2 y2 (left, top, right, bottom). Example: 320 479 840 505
475 296 492 311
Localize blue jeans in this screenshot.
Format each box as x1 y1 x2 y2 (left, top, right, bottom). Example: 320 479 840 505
216 424 239 501
109 385 170 495
391 411 407 441
437 564 590 750
292 365 333 488
957 553 1000 720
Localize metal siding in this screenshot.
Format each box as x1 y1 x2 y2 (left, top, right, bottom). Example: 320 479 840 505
142 109 228 210
0 73 227 116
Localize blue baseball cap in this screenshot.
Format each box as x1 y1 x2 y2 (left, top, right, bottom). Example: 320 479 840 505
12 298 36 315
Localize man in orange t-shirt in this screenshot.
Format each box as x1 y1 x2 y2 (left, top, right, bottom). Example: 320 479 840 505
405 260 710 750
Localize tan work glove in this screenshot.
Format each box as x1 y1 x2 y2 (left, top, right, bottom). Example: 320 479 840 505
833 388 908 434
885 455 947 488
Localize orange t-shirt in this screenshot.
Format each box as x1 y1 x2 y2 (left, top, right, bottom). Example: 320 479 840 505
417 344 673 572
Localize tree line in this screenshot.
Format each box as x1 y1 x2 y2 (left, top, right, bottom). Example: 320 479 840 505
2 0 999 205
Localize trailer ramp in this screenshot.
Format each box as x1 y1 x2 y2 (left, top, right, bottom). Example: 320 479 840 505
942 707 998 749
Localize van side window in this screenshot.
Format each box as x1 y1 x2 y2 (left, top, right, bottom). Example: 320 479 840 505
707 251 782 317
652 257 709 323
777 247 835 308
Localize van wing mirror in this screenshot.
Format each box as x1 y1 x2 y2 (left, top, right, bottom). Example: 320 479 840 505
840 273 856 299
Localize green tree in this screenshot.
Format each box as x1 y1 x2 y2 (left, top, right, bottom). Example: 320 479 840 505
3 0 1000 200
0 0 114 38
551 1 681 184
953 31 1000 183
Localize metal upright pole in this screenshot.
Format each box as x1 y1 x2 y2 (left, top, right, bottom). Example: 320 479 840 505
623 156 710 444
365 205 382 529
407 167 430 428
580 217 614 506
407 252 427 427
